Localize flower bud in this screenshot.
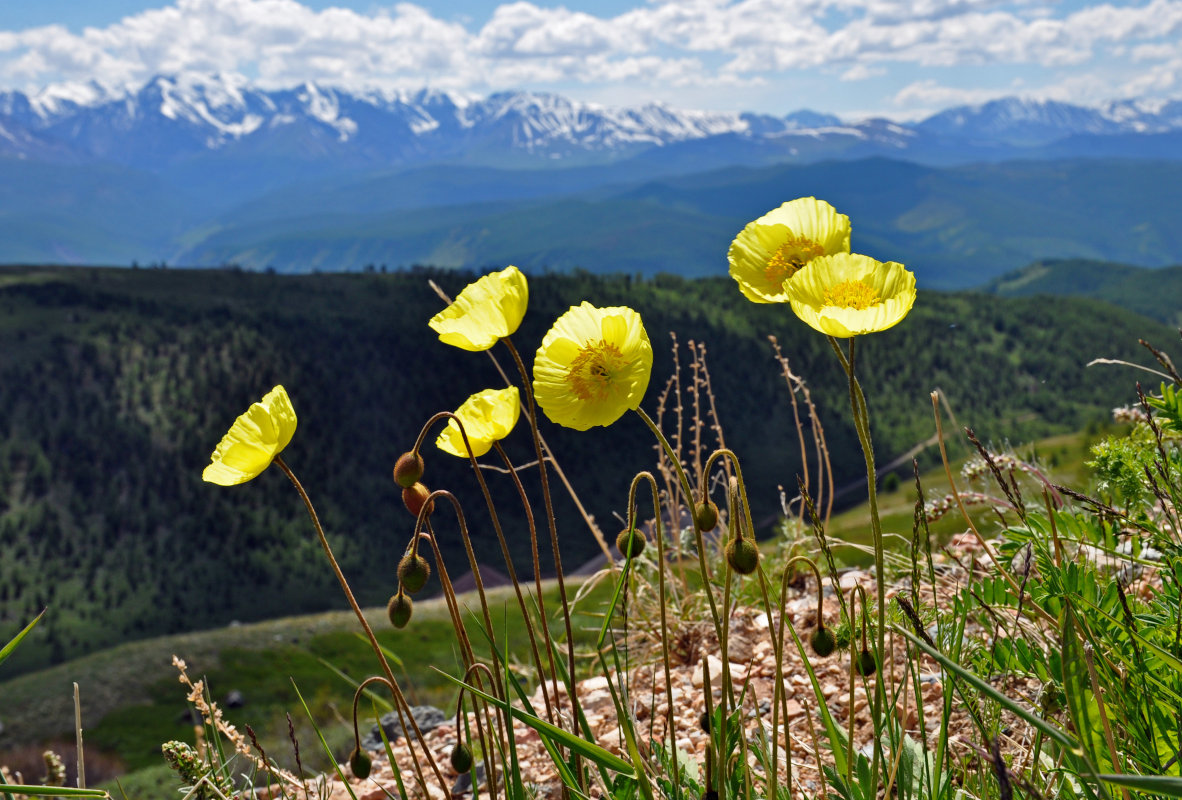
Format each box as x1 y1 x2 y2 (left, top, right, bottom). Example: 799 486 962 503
387 591 413 628
694 501 719 532
450 742 474 774
349 747 372 780
856 648 877 676
724 536 759 575
393 451 425 488
810 625 836 657
615 527 647 559
402 483 434 518
397 553 431 594
698 711 711 733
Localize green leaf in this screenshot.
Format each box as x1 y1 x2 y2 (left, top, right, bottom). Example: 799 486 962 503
0 609 45 669
1097 774 1182 798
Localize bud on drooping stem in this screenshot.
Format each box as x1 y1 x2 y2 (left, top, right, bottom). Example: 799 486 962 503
393 451 425 488
402 482 435 518
387 591 413 628
398 552 432 594
616 527 647 559
349 747 372 780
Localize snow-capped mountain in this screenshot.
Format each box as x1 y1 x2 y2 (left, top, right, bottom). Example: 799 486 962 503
0 72 913 170
3 73 1178 173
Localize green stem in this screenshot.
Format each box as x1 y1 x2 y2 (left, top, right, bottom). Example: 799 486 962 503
826 335 887 797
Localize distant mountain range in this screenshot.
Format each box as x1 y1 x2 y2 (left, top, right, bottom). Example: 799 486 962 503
3 73 1182 170
2 72 1182 279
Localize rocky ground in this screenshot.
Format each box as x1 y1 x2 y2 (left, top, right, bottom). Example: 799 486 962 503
305 535 1026 800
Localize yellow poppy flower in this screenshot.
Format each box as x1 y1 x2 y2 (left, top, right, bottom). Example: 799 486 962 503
429 265 528 351
203 385 297 485
436 386 521 458
728 197 851 303
784 253 916 338
533 302 653 431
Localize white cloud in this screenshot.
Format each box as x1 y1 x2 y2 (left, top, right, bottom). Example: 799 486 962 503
0 0 1179 110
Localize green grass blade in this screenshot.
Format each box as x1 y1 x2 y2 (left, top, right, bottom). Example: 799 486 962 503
0 609 46 669
434 668 636 776
784 619 848 777
0 788 109 798
1096 775 1182 797
894 626 1109 800
290 679 359 800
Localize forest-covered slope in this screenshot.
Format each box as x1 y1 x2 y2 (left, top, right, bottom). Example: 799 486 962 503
0 265 1170 675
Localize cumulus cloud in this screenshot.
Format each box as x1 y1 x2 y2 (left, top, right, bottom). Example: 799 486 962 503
0 0 1179 109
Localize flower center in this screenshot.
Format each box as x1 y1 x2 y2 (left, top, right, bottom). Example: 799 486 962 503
567 340 629 402
764 236 825 285
823 279 881 310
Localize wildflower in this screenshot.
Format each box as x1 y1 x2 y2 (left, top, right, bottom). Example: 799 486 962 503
428 265 528 351
202 385 297 486
533 302 653 430
784 253 916 337
436 387 521 458
728 197 851 303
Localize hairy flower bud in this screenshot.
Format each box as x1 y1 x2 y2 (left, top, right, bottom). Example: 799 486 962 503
856 648 877 676
725 536 759 575
393 451 425 488
615 527 647 559
398 553 431 594
698 711 711 733
349 747 372 780
810 625 836 657
387 591 413 628
694 501 719 532
450 742 474 774
402 483 434 518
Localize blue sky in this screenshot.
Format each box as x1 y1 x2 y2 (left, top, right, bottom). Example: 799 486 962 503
1 0 1178 118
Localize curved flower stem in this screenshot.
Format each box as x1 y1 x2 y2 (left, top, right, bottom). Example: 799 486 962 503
825 335 885 798
627 471 679 800
491 441 560 724
272 456 447 798
634 406 725 638
454 662 498 800
410 410 557 727
415 490 513 761
414 526 502 795
502 339 581 757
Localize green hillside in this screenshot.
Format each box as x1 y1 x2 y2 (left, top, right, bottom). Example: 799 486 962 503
986 258 1182 326
0 265 1172 681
